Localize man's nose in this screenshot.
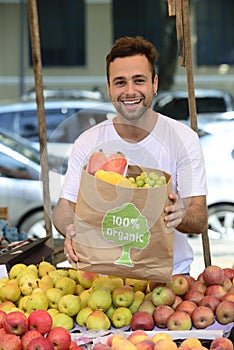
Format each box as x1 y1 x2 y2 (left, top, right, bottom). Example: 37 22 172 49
125 82 135 94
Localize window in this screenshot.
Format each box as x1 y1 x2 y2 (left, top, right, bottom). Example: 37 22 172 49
31 0 86 67
196 0 234 65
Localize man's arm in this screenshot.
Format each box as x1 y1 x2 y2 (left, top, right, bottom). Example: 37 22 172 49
164 194 208 234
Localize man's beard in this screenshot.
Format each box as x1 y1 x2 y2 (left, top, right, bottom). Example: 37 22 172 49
113 102 150 122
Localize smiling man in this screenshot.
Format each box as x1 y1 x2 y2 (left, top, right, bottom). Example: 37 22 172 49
52 36 208 276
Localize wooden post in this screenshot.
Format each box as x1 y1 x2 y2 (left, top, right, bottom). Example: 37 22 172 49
167 0 211 267
27 0 54 258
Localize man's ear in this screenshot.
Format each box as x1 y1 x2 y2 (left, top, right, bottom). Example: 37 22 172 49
153 74 158 94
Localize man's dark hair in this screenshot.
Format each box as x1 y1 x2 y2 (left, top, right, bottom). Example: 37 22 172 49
106 36 159 84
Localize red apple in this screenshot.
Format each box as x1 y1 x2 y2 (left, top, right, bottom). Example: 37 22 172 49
198 295 220 312
2 311 28 336
171 295 183 310
47 326 71 350
205 284 227 300
152 305 174 328
176 300 197 316
151 285 176 306
190 281 207 294
223 267 234 280
167 274 189 296
0 328 7 337
183 290 204 305
166 311 192 331
149 281 166 291
135 339 156 349
222 276 233 292
28 310 53 335
0 309 6 327
21 330 43 350
191 305 215 329
127 329 151 345
130 311 154 331
215 300 234 325
210 337 233 350
222 292 234 302
183 275 196 288
197 272 205 283
92 343 111 350
0 333 22 350
27 336 54 350
203 265 225 286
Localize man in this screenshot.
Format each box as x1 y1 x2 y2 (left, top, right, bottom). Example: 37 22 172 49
53 36 208 275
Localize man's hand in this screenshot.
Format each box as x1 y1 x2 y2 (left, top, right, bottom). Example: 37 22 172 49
64 223 78 263
164 193 185 229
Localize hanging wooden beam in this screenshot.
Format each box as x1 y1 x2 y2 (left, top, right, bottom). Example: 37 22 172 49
27 0 54 257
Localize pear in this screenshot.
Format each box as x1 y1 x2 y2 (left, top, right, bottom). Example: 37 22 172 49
79 289 92 309
138 299 156 315
76 306 93 327
49 270 68 286
91 275 110 291
27 264 38 274
55 276 76 295
0 279 21 303
129 290 145 314
26 292 49 313
18 295 29 312
47 308 60 318
19 274 40 295
75 284 85 296
9 263 27 279
38 275 54 292
17 267 38 282
87 288 112 312
38 261 56 277
52 312 74 330
0 277 9 288
106 304 117 320
111 306 132 328
86 310 110 331
58 294 81 317
0 300 16 312
125 278 149 292
46 287 63 309
68 268 79 282
76 270 98 289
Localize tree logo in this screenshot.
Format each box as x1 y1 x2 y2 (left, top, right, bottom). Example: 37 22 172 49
102 203 150 267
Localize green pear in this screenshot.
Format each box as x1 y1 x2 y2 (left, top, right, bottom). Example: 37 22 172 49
76 306 93 327
0 279 21 302
46 287 63 309
106 304 117 320
138 299 156 315
38 261 56 278
18 295 29 312
125 278 149 292
27 264 38 275
128 290 145 314
68 268 79 282
9 263 27 279
55 276 76 295
17 267 38 281
87 288 112 312
75 284 85 296
112 286 135 308
47 308 60 318
111 306 132 328
38 275 54 292
26 292 49 313
91 275 110 291
58 294 81 317
19 274 40 295
52 312 74 330
48 270 65 286
76 270 98 289
86 310 110 331
79 289 92 309
0 277 9 288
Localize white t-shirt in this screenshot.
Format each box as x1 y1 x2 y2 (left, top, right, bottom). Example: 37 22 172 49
60 113 207 274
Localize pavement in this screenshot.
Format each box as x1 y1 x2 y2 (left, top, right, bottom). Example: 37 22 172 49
188 235 234 279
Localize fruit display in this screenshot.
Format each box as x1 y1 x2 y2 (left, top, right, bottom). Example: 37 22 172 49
0 262 233 349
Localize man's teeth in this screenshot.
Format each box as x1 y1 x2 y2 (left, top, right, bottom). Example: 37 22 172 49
123 100 141 105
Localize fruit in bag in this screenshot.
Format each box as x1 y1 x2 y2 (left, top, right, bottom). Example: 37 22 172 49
87 149 108 175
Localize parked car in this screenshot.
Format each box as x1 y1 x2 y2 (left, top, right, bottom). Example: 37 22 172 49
0 128 64 240
153 89 234 120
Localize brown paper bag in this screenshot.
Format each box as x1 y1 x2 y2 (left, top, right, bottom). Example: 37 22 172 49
72 165 174 282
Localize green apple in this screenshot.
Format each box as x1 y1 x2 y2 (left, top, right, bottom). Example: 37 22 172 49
167 274 189 296
125 278 148 292
58 294 81 316
38 261 56 278
46 287 63 309
112 286 135 308
88 288 112 312
8 263 27 279
38 275 53 292
0 279 21 302
52 312 74 330
26 292 49 313
129 290 145 314
86 310 110 330
55 276 76 295
76 306 93 327
111 306 132 328
76 270 98 289
151 285 176 306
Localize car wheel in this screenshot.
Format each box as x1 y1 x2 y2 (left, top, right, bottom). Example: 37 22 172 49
208 204 234 240
19 211 62 240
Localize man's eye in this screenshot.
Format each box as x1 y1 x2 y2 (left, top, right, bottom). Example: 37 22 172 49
115 81 125 86
135 79 145 84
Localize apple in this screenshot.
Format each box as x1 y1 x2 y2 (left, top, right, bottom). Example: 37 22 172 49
0 309 6 327
222 292 234 302
88 288 112 312
210 337 233 350
93 343 111 350
2 310 28 336
223 267 234 280
21 329 43 350
167 274 189 296
127 329 151 345
0 333 22 350
190 281 207 294
0 301 16 313
135 339 155 350
205 284 226 300
151 332 173 344
171 295 183 310
86 310 111 331
111 306 132 328
112 286 135 308
183 275 196 288
138 300 155 315
27 337 53 350
130 311 154 331
203 265 225 286
148 281 166 291
222 276 233 292
197 272 205 283
28 309 53 335
47 326 71 350
198 295 220 312
166 311 192 330
215 300 234 324
176 300 197 316
152 305 174 328
180 338 202 349
154 338 177 350
151 286 176 306
191 305 215 329
0 328 6 337
183 290 204 305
